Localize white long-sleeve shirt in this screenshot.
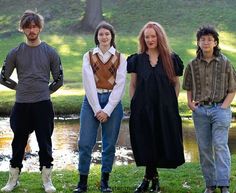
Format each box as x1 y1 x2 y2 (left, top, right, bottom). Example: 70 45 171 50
82 46 127 116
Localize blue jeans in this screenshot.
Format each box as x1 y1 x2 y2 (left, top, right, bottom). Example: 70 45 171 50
193 104 232 187
78 93 123 175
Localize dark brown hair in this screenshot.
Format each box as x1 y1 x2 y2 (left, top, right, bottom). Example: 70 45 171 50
94 21 116 48
196 25 221 56
19 10 44 31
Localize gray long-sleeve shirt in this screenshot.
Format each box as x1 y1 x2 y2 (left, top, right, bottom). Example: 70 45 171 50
0 42 63 103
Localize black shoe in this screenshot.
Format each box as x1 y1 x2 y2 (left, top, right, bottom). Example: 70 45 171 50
150 177 160 192
101 172 112 192
134 178 150 193
220 186 230 193
73 184 87 193
101 181 112 192
204 186 216 193
73 174 88 193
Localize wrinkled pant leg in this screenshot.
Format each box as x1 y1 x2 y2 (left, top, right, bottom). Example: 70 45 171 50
10 103 31 169
193 106 216 187
211 106 231 187
33 100 54 169
101 102 123 173
78 97 100 175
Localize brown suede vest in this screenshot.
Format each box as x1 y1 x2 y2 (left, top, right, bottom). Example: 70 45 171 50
89 50 120 90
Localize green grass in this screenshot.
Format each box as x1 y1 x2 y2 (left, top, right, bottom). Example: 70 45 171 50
1 0 236 36
1 156 236 193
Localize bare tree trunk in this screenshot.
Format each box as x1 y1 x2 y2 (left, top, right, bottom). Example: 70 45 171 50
81 0 103 32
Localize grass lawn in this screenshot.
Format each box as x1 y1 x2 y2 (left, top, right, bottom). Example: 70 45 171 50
0 156 236 193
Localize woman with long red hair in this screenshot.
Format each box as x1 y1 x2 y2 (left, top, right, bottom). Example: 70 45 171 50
127 21 185 192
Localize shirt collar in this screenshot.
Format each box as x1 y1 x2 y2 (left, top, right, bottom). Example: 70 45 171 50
197 52 221 62
92 46 116 56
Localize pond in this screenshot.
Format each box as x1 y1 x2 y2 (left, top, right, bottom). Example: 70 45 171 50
1 117 236 171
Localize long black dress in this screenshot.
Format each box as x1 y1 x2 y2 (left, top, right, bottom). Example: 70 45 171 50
127 52 185 168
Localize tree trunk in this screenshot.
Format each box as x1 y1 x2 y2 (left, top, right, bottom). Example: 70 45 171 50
81 0 103 32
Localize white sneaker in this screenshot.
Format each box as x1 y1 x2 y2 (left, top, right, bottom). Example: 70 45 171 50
41 166 56 193
1 167 20 192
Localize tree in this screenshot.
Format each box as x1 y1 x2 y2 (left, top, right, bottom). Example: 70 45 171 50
80 0 103 32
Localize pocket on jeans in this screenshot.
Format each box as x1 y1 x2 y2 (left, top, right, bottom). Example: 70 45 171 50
215 107 232 127
219 106 230 110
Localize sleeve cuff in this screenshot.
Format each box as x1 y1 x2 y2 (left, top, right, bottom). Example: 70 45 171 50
93 105 102 116
102 103 114 117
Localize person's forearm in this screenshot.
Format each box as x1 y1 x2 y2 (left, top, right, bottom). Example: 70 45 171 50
0 77 17 90
0 62 17 90
174 77 180 97
221 92 236 108
49 77 63 93
129 73 137 99
130 85 135 99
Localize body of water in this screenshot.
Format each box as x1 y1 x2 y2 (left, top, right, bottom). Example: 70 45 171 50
1 117 236 171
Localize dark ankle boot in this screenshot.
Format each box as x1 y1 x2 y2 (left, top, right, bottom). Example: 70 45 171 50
134 178 150 193
150 176 160 192
101 172 112 192
73 174 88 193
220 186 229 193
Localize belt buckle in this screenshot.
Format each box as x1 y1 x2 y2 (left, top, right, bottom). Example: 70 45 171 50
103 89 109 93
203 101 218 106
200 101 211 106
208 101 213 105
97 88 111 94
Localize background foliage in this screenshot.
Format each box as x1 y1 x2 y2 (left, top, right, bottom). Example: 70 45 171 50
0 0 236 116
